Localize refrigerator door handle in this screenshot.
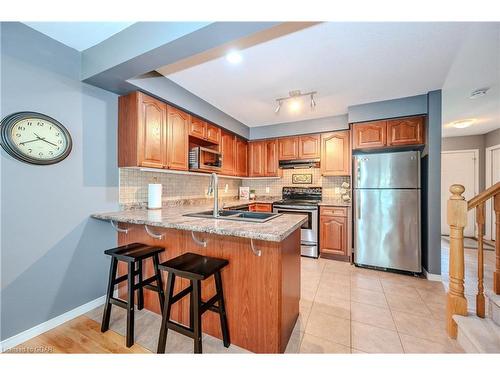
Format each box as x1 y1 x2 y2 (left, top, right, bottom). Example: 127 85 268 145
357 190 361 219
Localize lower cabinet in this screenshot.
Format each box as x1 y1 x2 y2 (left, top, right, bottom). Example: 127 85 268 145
319 206 351 261
249 203 272 212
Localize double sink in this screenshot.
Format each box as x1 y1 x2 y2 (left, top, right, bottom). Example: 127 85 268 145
184 209 281 223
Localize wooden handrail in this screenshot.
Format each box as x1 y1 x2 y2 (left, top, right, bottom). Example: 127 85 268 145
468 182 500 211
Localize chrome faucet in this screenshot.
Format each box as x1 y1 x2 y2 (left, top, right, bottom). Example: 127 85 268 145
207 172 219 218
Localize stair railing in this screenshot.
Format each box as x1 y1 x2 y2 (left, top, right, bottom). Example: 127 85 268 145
446 182 500 338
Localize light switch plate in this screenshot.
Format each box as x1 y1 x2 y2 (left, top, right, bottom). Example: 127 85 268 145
224 184 229 193
265 187 270 194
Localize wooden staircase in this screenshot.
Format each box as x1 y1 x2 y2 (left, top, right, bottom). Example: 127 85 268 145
446 182 500 352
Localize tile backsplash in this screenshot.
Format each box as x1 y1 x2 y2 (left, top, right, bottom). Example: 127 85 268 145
119 167 351 205
242 168 350 198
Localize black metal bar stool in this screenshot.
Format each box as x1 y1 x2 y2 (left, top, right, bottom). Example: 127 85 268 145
101 242 165 347
157 252 230 354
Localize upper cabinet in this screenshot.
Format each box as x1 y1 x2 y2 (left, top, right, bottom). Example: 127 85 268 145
320 131 350 176
220 130 236 176
352 120 387 150
206 123 221 144
235 137 248 177
189 117 221 145
278 134 321 160
118 91 188 171
298 134 321 159
352 116 425 150
249 139 279 177
387 116 425 146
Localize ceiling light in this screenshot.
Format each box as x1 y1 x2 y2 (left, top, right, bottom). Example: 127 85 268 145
274 90 317 114
470 88 489 99
226 50 242 64
452 119 475 129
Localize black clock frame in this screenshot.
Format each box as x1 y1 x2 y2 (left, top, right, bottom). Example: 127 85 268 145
0 111 73 165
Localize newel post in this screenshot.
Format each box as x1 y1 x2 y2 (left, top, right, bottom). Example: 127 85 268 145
446 184 468 338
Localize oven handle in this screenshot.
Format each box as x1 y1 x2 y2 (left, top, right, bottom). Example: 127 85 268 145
273 206 318 211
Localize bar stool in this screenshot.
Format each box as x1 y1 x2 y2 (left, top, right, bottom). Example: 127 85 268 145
101 242 165 347
157 252 230 354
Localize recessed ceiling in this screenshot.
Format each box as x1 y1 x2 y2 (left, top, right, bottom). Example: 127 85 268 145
24 22 135 51
160 22 469 127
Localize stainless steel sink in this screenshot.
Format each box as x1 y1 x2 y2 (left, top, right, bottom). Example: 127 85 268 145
184 210 282 223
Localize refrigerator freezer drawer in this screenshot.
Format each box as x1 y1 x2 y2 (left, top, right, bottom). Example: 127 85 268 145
354 189 421 272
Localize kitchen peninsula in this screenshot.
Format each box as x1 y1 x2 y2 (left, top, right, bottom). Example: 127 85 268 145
91 203 306 353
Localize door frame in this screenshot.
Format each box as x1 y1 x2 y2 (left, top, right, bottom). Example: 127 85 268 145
441 149 479 237
485 143 500 240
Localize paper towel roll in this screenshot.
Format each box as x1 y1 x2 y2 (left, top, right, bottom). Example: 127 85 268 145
148 184 162 210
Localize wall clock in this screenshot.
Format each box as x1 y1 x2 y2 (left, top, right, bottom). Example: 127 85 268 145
0 112 72 165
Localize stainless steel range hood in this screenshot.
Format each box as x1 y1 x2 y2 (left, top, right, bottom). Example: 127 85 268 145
279 159 320 169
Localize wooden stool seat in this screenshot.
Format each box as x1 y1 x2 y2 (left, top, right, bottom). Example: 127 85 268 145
159 252 229 280
101 243 165 348
157 252 230 354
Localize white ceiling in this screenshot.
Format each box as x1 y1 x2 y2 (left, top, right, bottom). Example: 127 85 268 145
161 22 470 128
24 22 135 51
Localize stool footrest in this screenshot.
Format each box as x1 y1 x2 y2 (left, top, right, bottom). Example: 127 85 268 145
112 274 128 285
200 295 219 315
167 320 195 339
171 285 193 304
109 297 128 309
133 275 157 290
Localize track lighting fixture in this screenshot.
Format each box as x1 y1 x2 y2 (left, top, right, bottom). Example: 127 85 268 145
274 90 317 114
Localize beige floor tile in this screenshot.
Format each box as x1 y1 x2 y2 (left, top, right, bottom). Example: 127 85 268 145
350 301 396 331
321 272 351 286
351 287 388 308
351 321 404 353
380 280 422 301
416 288 446 305
351 348 368 354
311 300 350 320
285 327 304 353
300 334 351 353
399 334 464 353
305 309 350 347
351 274 383 292
425 302 446 321
323 260 352 275
391 310 451 345
385 293 432 317
301 285 318 301
316 283 350 302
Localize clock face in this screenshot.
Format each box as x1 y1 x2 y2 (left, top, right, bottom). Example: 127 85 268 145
0 112 72 165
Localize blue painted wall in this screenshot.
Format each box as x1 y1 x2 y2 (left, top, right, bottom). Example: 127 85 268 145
348 94 428 123
0 22 118 340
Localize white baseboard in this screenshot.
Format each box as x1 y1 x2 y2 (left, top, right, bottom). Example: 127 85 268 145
423 269 442 281
0 294 106 352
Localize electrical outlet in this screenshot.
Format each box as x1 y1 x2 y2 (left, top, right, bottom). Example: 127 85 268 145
224 184 229 193
265 186 270 194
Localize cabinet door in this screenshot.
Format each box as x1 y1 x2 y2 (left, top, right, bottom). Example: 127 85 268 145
206 123 221 144
320 216 347 256
298 134 320 159
166 106 189 170
249 141 265 177
189 116 206 139
138 94 167 168
278 137 299 160
321 131 350 176
265 139 279 176
235 137 248 177
387 116 424 146
352 121 387 149
220 131 236 175
253 203 272 212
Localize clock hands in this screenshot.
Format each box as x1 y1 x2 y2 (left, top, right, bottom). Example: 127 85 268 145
19 138 42 145
33 133 59 147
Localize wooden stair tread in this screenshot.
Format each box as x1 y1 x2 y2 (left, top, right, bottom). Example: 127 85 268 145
453 315 500 353
486 289 500 307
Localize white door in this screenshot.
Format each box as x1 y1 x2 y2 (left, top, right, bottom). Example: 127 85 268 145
486 146 500 241
441 150 478 237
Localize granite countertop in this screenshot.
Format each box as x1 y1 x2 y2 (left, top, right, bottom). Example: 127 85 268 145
91 203 306 242
318 199 352 207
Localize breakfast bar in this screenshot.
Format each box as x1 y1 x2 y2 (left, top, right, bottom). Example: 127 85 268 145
92 205 306 353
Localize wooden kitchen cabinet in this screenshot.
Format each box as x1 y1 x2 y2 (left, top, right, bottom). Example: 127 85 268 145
206 123 221 144
249 139 279 177
321 131 350 176
352 121 387 150
298 134 321 159
319 206 350 261
119 91 173 169
220 130 236 175
249 203 272 212
235 137 248 177
278 136 299 160
166 106 189 171
387 116 425 146
189 117 221 145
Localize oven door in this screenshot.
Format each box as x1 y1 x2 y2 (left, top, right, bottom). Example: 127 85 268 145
272 206 318 244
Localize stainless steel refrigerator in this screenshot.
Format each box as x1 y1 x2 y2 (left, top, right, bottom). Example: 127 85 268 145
353 150 421 273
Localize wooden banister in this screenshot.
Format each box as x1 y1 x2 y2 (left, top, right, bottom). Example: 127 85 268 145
476 203 485 318
468 182 500 210
446 184 468 338
494 194 500 293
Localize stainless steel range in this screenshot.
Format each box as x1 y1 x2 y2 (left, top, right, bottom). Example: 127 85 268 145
273 187 321 258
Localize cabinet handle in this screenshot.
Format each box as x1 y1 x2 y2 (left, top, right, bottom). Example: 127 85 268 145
250 238 262 257
144 225 164 239
191 231 207 247
110 220 129 234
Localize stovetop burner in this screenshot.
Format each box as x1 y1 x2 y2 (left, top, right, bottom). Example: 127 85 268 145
274 186 323 207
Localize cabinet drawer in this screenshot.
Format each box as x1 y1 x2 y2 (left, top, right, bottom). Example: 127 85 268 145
250 203 272 212
321 206 347 217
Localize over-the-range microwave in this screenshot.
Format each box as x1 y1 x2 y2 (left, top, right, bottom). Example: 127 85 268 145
188 146 222 172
